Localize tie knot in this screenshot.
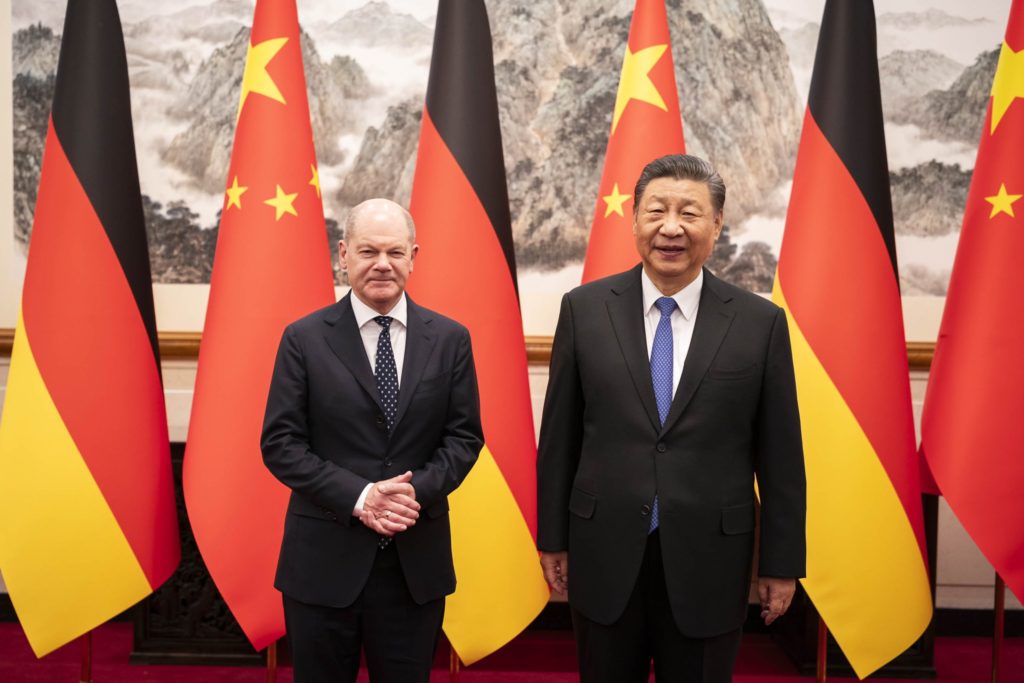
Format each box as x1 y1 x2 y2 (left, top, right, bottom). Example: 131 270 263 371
374 316 392 329
655 297 676 317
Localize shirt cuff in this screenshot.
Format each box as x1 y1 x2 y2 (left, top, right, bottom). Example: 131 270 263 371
353 483 373 516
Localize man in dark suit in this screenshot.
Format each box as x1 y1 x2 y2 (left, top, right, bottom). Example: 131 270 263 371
537 155 806 682
262 198 483 683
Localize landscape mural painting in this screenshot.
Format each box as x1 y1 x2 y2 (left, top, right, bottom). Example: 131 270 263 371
8 0 1011 334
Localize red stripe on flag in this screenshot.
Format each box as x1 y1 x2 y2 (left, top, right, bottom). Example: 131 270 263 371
778 111 925 555
22 118 177 586
408 109 537 535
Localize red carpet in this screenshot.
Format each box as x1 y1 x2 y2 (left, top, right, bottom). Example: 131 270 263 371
1 622 1021 681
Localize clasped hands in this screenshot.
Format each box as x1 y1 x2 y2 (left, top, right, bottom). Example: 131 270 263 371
359 470 421 537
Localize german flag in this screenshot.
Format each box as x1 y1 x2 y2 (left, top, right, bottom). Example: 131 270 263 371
921 0 1024 603
407 0 549 665
182 0 336 649
771 1 931 677
581 0 684 284
0 0 179 657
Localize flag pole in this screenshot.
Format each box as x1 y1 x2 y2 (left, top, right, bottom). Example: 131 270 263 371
265 640 278 683
816 616 828 683
79 630 92 683
449 643 461 682
992 574 1005 683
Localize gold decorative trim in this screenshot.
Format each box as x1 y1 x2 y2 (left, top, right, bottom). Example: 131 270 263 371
0 328 937 369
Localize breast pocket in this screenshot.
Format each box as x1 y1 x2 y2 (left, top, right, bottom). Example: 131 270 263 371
414 371 451 396
706 363 761 381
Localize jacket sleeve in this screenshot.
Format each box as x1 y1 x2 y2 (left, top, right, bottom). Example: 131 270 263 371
755 307 807 577
536 293 585 552
409 327 484 507
261 324 372 519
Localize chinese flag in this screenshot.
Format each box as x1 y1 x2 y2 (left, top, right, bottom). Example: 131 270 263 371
182 0 335 649
0 0 178 656
920 0 1024 603
581 0 684 283
772 1 931 676
407 0 549 665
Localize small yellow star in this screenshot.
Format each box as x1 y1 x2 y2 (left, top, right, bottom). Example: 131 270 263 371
602 182 632 218
225 176 247 210
985 183 1022 218
264 184 299 220
990 41 1024 134
238 37 288 118
612 44 669 134
309 164 321 199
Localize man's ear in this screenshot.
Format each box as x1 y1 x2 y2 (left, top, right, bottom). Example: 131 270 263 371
409 243 419 271
338 240 347 270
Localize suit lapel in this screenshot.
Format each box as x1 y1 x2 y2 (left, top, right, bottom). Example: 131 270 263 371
606 266 662 433
391 298 437 432
323 294 384 413
660 270 735 435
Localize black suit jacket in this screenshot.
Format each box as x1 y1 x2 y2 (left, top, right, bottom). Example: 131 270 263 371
537 266 806 637
261 293 483 608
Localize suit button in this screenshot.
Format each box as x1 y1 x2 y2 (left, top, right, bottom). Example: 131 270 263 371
384 459 392 467
656 443 667 453
641 504 651 515
376 414 385 425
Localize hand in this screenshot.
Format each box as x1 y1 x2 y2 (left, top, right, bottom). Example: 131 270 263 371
758 577 796 625
361 471 420 536
540 551 569 595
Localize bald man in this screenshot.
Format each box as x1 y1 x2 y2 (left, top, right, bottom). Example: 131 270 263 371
262 199 484 683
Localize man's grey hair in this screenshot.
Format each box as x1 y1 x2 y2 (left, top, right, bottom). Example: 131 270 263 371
632 154 726 216
343 198 416 243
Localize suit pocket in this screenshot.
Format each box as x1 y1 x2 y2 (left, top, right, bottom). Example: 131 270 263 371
721 503 755 535
414 371 451 395
425 498 449 519
707 363 761 381
569 487 596 519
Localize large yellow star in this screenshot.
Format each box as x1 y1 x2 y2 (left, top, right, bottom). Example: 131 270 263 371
238 37 288 118
612 44 669 134
990 41 1024 134
225 176 247 210
985 183 1022 218
602 182 631 217
309 164 321 199
264 184 299 220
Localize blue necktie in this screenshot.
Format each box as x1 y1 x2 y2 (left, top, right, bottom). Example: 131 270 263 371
374 316 399 549
650 296 677 533
374 316 399 433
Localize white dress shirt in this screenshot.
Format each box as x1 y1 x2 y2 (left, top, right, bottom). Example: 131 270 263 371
640 268 703 399
350 292 408 514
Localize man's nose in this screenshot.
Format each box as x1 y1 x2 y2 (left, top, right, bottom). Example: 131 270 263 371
661 216 684 235
373 254 392 270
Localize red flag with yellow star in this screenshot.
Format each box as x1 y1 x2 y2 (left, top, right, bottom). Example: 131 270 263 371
182 0 335 649
581 0 684 283
920 0 1024 604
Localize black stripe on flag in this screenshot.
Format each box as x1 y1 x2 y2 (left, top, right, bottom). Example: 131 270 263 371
807 0 898 278
424 0 519 295
50 0 160 361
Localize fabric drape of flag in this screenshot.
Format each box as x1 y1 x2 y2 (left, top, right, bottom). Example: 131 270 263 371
0 0 179 657
407 0 548 666
920 0 1024 603
771 1 931 677
581 0 685 284
182 0 335 650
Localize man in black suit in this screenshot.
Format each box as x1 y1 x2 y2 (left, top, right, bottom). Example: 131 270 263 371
262 198 483 683
537 155 806 682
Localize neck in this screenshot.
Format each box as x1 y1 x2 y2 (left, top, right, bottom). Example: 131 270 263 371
353 291 400 316
645 267 699 297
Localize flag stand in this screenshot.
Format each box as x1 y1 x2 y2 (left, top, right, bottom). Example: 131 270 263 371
79 630 93 683
265 640 278 683
449 645 461 682
992 574 1005 683
816 616 827 683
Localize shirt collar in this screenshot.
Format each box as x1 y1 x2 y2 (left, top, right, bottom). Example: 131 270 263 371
351 291 408 329
640 268 703 321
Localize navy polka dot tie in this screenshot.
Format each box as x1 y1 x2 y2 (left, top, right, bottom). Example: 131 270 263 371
374 316 399 433
650 296 677 533
374 316 399 550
